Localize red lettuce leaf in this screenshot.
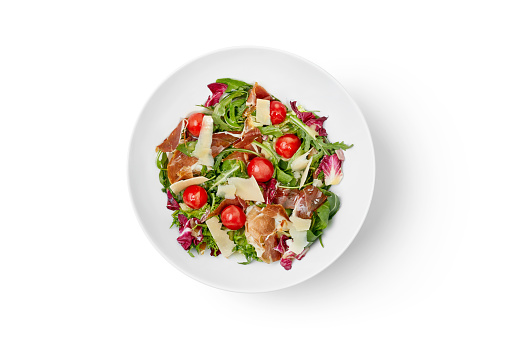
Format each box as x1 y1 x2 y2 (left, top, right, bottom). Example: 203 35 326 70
290 101 328 136
259 178 278 204
315 153 343 186
204 82 228 107
274 234 289 254
167 190 180 211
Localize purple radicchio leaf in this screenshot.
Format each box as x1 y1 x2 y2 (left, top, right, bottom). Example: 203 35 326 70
296 247 309 260
204 82 228 107
176 213 203 249
167 190 180 211
274 235 289 254
259 178 278 204
177 214 189 233
280 251 296 270
210 247 221 256
315 153 343 186
176 228 193 251
290 101 328 137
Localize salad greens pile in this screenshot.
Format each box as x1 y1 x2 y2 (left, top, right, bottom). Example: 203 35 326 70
155 78 352 270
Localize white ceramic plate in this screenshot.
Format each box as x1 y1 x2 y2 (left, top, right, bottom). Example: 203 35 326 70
128 47 375 293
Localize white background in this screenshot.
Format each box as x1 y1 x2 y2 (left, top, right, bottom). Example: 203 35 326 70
1 1 508 338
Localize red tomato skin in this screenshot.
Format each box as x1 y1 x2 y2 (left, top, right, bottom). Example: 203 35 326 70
187 113 204 137
275 134 302 158
221 205 246 230
270 101 287 124
247 157 274 182
182 185 208 209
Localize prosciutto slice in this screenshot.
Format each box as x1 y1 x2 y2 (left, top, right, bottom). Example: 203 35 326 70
246 82 271 107
273 187 300 209
211 132 240 157
167 150 198 184
155 119 187 152
233 116 262 149
293 185 328 219
245 204 289 263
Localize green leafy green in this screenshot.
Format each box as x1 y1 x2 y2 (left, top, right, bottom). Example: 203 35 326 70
156 151 170 191
212 91 247 131
276 167 294 185
208 163 241 190
252 140 280 166
176 141 197 156
201 224 220 256
327 193 341 219
307 201 330 243
229 228 262 264
316 139 354 152
213 147 260 171
258 125 284 138
216 78 251 92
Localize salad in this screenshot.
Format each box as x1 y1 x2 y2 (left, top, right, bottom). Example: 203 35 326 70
155 78 352 270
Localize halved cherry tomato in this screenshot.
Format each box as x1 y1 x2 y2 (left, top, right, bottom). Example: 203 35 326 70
187 113 204 137
275 134 301 158
247 157 274 182
221 205 246 230
270 101 287 124
182 185 208 209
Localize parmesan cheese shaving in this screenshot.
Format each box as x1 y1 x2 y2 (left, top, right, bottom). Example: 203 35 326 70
191 115 214 166
287 222 308 255
217 184 237 199
291 149 312 171
205 217 236 258
312 179 323 187
169 176 209 194
299 157 312 188
228 176 265 202
289 213 312 231
256 99 271 125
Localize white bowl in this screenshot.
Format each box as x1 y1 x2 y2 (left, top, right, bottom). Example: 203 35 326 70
128 47 375 293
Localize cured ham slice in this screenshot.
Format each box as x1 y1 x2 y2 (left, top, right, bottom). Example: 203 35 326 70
293 185 327 219
246 82 271 107
233 116 262 149
273 187 300 209
155 119 187 152
245 204 290 263
167 150 198 184
211 132 240 157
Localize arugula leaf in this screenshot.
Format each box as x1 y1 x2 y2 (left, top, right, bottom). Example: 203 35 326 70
258 125 284 138
229 228 262 264
221 159 247 177
252 140 280 166
216 78 251 92
307 201 330 243
327 193 341 219
213 91 247 131
156 151 170 190
156 151 168 169
316 138 354 151
201 224 220 256
176 141 197 156
208 163 241 190
276 167 294 185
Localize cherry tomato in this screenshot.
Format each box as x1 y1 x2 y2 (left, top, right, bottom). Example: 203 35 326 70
247 157 274 182
187 113 204 137
270 101 287 124
182 185 208 209
275 134 301 158
221 205 246 230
